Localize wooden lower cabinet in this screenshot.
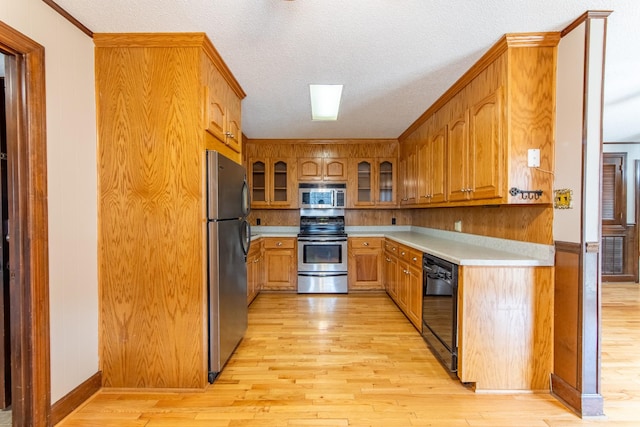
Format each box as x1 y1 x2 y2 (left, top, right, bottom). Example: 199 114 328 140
263 237 297 291
348 237 383 291
383 239 423 331
247 239 263 304
457 266 554 391
382 239 398 301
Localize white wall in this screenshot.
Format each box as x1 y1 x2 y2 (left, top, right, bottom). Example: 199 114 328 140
553 23 586 244
603 143 640 224
0 0 98 403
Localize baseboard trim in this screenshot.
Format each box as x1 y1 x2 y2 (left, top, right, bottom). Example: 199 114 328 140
51 371 102 425
551 373 604 417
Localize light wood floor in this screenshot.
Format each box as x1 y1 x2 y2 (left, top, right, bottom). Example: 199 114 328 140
57 283 640 426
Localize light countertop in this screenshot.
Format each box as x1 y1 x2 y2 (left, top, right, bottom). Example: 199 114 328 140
251 225 554 267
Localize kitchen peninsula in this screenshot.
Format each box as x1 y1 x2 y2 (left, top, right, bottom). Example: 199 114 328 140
249 226 554 392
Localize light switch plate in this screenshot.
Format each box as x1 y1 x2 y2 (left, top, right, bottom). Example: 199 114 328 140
454 220 462 232
527 149 540 168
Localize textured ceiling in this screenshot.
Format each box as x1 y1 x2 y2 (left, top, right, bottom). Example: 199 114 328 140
53 0 640 141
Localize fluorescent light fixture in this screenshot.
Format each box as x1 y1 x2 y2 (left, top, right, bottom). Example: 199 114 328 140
310 84 343 121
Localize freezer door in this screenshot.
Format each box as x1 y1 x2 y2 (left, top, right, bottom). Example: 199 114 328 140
208 219 248 378
207 150 248 220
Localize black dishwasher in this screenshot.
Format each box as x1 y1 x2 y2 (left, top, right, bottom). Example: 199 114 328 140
422 254 459 372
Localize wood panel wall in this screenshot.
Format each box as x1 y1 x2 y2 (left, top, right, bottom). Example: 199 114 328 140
244 139 399 161
551 241 581 408
96 39 206 388
411 205 553 244
249 209 412 227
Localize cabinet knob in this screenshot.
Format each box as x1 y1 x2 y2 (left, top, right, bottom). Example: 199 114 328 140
412 257 417 262
401 251 406 256
277 242 282 246
363 242 369 246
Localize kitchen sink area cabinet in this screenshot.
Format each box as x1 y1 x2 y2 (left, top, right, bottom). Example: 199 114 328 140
348 237 384 291
297 157 348 182
249 158 296 208
247 239 263 305
263 237 297 291
348 158 397 207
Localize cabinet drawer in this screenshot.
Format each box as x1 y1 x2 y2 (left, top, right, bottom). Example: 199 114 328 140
407 249 422 268
263 237 296 249
384 239 399 254
349 237 382 249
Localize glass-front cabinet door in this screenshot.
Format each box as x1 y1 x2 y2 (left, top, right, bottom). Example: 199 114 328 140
378 159 395 205
270 160 290 205
356 160 374 206
350 158 396 207
249 158 293 208
250 160 267 206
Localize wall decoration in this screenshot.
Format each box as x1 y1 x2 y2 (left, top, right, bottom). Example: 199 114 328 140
554 188 573 209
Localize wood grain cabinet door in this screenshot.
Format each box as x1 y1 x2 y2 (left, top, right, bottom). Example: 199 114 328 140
348 237 383 290
469 88 503 201
298 158 323 181
263 238 297 291
323 158 347 181
447 112 469 202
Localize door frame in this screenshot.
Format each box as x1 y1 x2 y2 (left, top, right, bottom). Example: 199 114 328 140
636 160 640 282
0 21 51 425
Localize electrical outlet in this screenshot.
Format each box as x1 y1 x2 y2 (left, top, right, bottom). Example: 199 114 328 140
527 149 540 168
256 218 261 225
391 217 396 225
454 220 462 232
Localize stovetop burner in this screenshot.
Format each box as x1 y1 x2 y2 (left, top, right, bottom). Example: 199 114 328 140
298 211 345 238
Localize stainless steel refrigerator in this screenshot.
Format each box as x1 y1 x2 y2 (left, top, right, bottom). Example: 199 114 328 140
206 150 251 383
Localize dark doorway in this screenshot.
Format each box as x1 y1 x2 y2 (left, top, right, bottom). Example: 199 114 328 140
0 21 52 426
0 60 11 415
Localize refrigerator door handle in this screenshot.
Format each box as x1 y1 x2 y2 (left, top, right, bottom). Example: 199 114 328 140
241 219 251 257
241 178 251 217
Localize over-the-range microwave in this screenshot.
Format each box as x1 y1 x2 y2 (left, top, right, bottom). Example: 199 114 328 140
299 183 346 209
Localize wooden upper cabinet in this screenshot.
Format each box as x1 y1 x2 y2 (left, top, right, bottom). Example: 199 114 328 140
204 64 242 153
417 119 447 205
324 158 348 181
249 158 295 208
469 88 503 201
447 89 503 203
377 159 396 205
402 33 559 207
399 145 417 206
349 158 396 207
298 157 347 181
351 159 374 206
447 111 469 202
298 158 323 181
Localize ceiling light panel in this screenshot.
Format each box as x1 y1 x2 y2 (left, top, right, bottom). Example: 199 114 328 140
309 84 343 121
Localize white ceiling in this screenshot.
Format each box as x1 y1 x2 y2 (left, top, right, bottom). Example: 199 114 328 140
53 0 640 142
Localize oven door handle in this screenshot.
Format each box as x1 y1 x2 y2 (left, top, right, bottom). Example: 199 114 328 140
298 272 348 277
